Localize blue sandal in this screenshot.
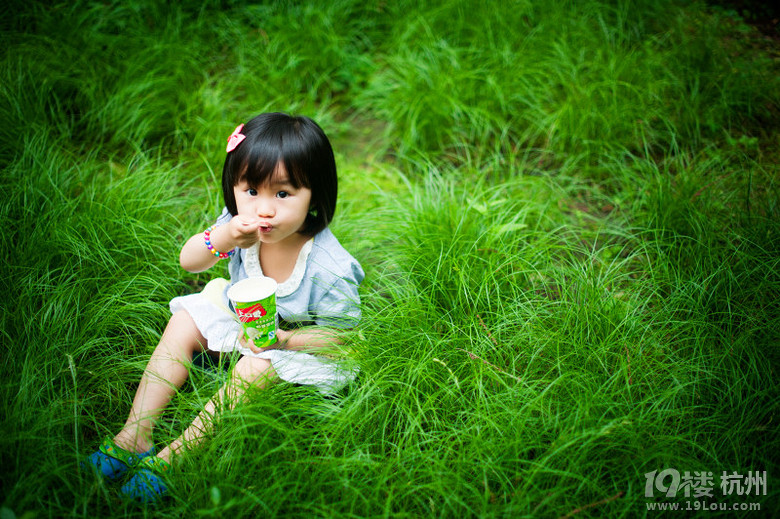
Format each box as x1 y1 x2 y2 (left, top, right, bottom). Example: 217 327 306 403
81 437 156 481
120 456 171 503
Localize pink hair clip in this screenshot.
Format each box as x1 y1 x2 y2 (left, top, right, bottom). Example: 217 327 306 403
226 124 246 152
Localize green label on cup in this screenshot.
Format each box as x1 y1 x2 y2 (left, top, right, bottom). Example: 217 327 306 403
228 277 278 349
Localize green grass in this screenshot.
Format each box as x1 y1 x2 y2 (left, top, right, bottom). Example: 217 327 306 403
2 0 779 517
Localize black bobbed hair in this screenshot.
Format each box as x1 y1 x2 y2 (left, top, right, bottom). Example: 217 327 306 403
221 112 337 236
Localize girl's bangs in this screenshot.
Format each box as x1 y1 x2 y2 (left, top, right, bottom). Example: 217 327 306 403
238 140 309 189
237 147 277 187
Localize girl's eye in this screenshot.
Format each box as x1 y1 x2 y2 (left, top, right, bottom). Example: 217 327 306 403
247 188 258 196
277 191 290 199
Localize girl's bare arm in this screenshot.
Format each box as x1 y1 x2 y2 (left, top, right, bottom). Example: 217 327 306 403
179 217 261 273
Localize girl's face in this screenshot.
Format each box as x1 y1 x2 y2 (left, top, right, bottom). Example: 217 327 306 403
233 163 312 246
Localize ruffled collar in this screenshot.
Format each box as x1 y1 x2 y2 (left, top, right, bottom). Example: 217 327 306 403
244 238 314 297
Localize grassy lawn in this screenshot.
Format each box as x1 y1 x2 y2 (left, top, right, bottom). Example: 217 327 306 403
1 0 778 517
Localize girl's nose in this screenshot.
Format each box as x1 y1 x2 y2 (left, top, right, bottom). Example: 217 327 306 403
256 198 275 217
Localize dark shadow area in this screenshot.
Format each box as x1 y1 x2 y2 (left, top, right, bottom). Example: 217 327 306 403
707 0 780 37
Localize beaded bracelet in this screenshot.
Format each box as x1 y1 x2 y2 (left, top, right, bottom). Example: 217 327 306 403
204 225 235 259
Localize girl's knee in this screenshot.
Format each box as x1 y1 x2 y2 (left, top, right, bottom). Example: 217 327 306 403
159 310 208 355
169 309 198 329
232 357 276 387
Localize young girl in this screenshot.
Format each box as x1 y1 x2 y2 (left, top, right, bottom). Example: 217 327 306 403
82 113 364 503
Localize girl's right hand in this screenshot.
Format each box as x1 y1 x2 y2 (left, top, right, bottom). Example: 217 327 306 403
179 216 259 273
227 215 262 249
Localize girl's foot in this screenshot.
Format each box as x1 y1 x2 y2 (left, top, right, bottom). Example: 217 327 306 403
120 456 171 503
81 437 156 481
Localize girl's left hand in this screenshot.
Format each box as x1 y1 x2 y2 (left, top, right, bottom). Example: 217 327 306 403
239 329 287 354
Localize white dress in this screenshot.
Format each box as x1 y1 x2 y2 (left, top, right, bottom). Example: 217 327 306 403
170 215 364 395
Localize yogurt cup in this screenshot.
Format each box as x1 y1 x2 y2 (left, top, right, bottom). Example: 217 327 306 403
227 277 278 349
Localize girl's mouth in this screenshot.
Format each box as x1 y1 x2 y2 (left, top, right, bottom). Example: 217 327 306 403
259 224 273 233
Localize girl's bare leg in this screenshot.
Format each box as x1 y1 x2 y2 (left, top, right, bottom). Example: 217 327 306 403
156 356 277 462
113 310 208 453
